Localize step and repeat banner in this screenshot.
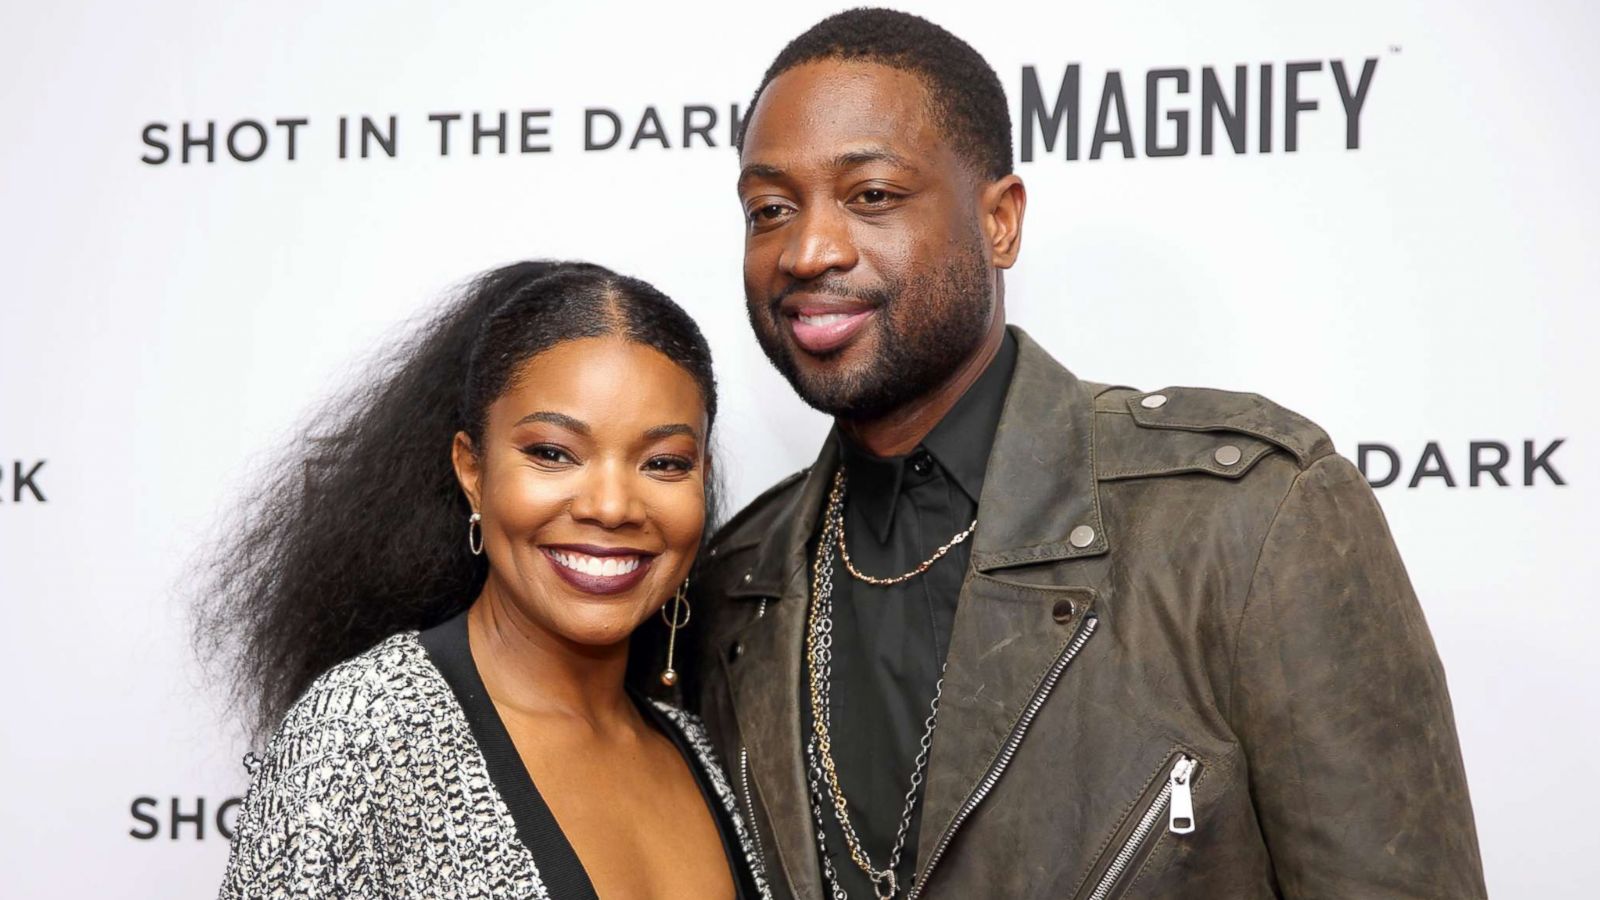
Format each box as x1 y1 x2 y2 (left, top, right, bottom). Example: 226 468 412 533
2 1 1595 896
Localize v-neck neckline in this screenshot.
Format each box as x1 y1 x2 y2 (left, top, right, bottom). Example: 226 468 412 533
420 611 602 898
418 610 753 899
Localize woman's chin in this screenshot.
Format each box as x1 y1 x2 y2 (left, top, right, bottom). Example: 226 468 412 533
534 591 658 647
560 618 650 648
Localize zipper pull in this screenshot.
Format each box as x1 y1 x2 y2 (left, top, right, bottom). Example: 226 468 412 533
1168 757 1197 834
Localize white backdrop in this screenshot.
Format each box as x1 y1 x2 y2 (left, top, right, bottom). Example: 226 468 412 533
2 1 1596 896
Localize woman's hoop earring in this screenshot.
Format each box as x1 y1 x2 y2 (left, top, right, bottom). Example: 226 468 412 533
468 512 484 556
660 578 692 687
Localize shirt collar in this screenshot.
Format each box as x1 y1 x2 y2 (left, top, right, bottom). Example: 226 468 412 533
837 330 1019 541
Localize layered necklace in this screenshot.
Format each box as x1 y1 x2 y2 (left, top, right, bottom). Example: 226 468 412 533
805 469 977 899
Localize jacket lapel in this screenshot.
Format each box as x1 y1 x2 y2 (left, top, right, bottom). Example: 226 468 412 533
725 439 839 900
914 328 1111 875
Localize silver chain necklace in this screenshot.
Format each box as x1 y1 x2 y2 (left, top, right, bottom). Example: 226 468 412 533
805 471 948 900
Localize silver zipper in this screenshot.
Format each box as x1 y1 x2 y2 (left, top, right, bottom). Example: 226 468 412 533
1168 757 1196 834
740 746 769 866
904 614 1100 900
1086 755 1199 900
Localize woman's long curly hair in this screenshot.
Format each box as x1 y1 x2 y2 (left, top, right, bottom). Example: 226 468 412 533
196 260 719 740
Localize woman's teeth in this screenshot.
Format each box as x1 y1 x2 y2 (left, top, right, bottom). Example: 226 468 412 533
798 312 851 326
549 550 641 577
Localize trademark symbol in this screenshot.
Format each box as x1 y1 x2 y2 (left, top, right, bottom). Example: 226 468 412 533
1389 45 1403 53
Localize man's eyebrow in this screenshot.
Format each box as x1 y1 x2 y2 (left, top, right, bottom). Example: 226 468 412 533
738 149 917 191
737 162 786 190
645 423 699 441
513 411 589 434
832 148 918 172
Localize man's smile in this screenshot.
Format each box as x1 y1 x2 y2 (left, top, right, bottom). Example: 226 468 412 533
779 292 880 355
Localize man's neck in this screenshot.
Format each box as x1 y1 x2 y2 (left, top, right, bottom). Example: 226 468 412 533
838 313 1007 458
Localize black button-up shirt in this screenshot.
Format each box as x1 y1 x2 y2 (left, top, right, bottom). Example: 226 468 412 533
807 331 1018 897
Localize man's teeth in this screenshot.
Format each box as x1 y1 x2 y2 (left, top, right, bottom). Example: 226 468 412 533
549 551 641 577
798 312 853 326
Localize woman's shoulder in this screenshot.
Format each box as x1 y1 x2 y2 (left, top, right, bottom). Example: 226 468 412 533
286 631 430 719
646 699 710 741
645 700 729 772
253 632 438 774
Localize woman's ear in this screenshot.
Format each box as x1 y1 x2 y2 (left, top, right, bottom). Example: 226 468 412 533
700 448 716 541
452 431 483 512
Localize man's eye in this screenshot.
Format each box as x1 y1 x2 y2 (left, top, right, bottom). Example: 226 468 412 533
856 189 898 205
750 204 783 222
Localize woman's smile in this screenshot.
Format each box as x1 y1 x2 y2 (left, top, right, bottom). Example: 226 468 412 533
541 544 657 595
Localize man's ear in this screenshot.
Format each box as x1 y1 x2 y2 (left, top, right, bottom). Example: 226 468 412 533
980 174 1027 269
452 431 483 512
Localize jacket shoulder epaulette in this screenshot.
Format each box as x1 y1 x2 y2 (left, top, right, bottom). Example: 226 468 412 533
1091 384 1334 482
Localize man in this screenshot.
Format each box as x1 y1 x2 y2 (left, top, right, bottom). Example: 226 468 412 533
689 9 1485 899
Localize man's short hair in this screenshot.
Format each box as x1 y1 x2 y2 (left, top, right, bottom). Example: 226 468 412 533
736 8 1014 180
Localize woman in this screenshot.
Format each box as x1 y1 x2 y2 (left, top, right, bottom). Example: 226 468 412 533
200 261 767 899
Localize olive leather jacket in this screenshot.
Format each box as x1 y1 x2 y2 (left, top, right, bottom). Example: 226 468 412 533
686 328 1486 899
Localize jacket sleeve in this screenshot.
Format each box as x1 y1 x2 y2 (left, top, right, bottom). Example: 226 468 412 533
217 700 382 899
1228 454 1486 899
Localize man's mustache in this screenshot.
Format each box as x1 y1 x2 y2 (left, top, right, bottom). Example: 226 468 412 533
770 278 896 310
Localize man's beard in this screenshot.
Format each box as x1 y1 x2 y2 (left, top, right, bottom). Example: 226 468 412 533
748 240 993 421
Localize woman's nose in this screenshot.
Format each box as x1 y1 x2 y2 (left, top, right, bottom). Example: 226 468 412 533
568 461 647 528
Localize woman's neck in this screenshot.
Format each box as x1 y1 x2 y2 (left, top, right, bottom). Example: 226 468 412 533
465 582 637 733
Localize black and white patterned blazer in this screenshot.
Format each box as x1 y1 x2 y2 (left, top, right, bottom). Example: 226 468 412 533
218 632 771 899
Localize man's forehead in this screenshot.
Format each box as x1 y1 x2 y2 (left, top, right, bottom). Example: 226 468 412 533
741 59 940 166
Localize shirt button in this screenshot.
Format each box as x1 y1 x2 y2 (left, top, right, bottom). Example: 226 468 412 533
909 449 934 476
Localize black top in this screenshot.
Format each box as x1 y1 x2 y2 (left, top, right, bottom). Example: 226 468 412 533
807 331 1018 896
420 611 756 899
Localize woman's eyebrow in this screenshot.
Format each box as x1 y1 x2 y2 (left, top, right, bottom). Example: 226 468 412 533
645 423 699 440
514 411 589 434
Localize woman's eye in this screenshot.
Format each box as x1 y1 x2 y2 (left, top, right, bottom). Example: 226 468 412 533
523 444 575 465
645 455 693 474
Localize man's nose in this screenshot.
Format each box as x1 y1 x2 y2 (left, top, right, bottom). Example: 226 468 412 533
568 461 647 529
779 204 859 281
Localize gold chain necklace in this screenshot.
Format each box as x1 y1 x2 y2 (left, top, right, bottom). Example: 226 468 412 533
805 470 956 898
834 471 977 586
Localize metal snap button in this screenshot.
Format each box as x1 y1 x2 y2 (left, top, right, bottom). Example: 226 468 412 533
728 641 744 662
742 572 752 583
1214 445 1242 466
1052 599 1075 623
1140 393 1168 409
1069 524 1096 548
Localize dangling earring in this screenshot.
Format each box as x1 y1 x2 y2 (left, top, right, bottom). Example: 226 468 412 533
468 512 484 556
660 578 691 687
